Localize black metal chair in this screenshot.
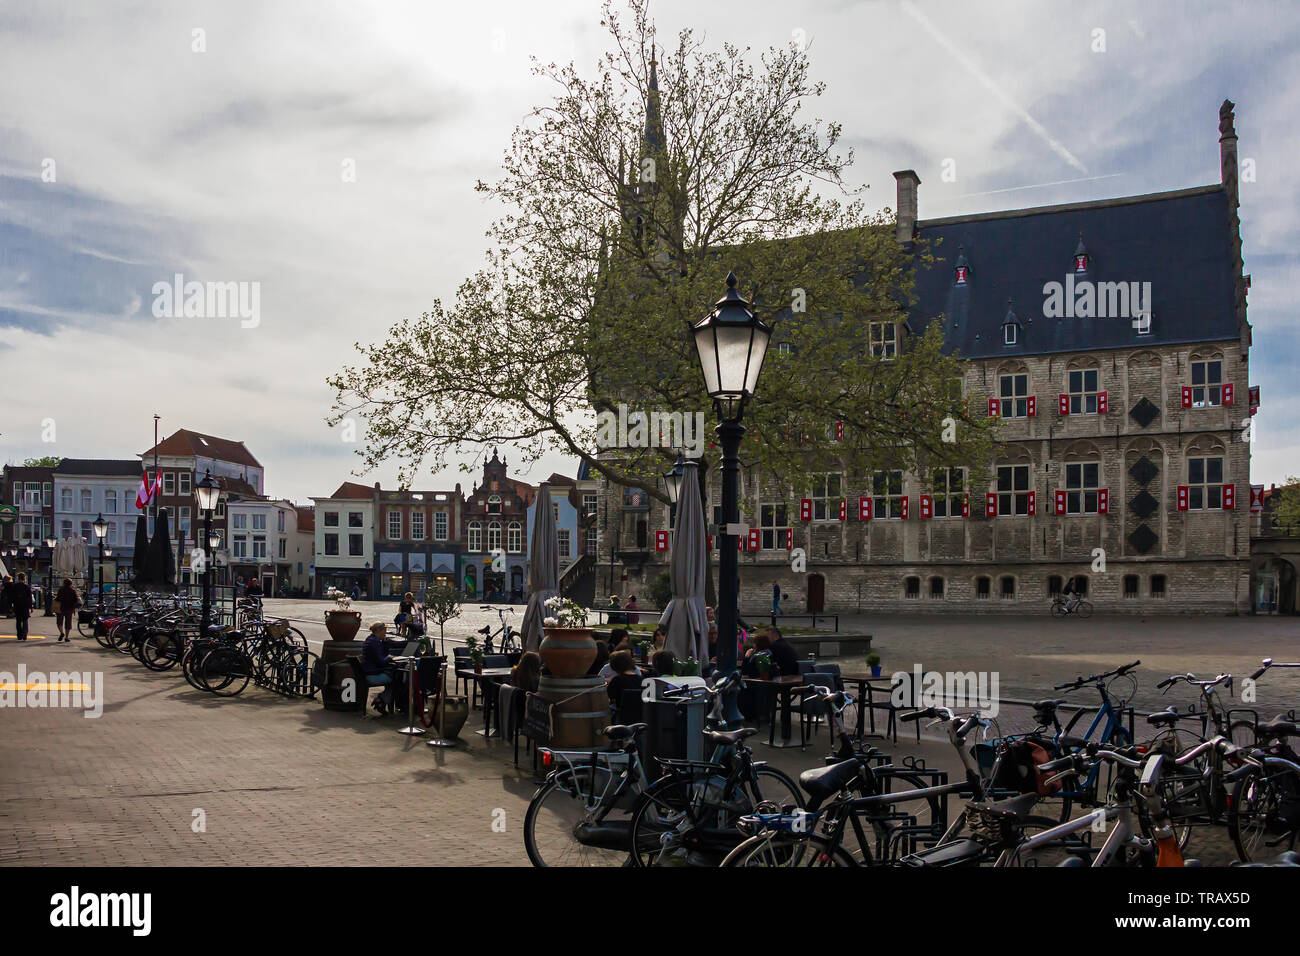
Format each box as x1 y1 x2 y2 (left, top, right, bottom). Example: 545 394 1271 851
795 671 837 745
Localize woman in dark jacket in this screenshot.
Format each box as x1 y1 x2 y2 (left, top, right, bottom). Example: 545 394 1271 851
11 573 33 642
55 578 80 642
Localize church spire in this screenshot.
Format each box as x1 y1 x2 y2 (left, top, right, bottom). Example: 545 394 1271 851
644 43 664 159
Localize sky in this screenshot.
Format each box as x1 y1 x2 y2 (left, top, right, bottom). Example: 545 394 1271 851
1 0 1297 502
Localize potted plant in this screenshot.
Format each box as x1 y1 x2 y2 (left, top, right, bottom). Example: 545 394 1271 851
540 596 596 677
323 587 362 641
867 652 882 678
465 635 485 674
676 657 701 678
753 650 773 679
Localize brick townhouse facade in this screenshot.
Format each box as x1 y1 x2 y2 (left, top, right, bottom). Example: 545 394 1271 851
595 101 1254 615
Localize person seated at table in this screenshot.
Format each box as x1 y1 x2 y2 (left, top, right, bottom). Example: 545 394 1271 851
601 630 633 679
587 640 610 678
651 626 666 652
510 651 541 693
741 628 799 677
607 626 629 651
607 650 644 707
650 649 676 678
362 622 398 715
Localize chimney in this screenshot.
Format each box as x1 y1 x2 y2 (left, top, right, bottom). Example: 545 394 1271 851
894 170 921 246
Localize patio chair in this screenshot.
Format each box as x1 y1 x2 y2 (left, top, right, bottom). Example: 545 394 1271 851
794 671 837 745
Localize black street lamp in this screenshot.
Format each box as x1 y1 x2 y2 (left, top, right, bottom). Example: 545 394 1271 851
43 536 56 615
195 470 221 636
691 272 772 712
92 513 108 611
663 452 685 527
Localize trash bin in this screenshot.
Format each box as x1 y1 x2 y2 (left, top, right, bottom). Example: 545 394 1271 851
641 680 707 778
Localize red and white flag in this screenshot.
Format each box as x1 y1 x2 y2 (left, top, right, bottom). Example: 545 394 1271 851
135 472 162 510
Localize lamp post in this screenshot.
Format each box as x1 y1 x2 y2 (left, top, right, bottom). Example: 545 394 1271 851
195 470 221 637
690 273 772 715
92 513 108 611
44 537 56 615
663 452 685 527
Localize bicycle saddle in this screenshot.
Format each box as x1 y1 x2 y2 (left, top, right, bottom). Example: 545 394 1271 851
1257 718 1300 739
477 625 491 635
798 758 863 806
704 727 760 746
1032 699 1066 711
970 792 1040 823
600 722 647 741
1146 707 1182 727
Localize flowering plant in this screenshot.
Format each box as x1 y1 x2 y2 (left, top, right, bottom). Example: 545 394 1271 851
325 587 353 611
542 596 588 629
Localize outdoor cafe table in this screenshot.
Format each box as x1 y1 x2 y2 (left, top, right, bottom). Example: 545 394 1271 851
741 674 806 748
465 667 514 737
839 673 899 742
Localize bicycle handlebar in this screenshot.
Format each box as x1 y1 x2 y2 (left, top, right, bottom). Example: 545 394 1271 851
1054 660 1141 691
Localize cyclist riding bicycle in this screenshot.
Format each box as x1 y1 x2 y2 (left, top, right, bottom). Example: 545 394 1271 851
1061 576 1079 613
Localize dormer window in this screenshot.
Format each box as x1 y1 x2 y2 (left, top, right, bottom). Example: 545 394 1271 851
954 246 970 285
1002 300 1020 346
487 494 502 514
1133 312 1152 335
1074 234 1089 273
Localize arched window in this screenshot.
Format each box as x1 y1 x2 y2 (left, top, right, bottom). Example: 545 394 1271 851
507 521 522 553
105 489 117 514
80 489 92 512
487 521 502 552
487 494 502 515
467 521 482 552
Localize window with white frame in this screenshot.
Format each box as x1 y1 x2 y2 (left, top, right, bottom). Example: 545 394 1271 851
61 520 72 539
1188 456 1224 510
557 529 571 557
80 520 92 541
348 512 362 528
488 521 502 552
253 535 267 559
277 510 285 533
1065 462 1100 514
105 489 117 513
348 534 363 556
232 514 247 530
411 512 425 540
999 373 1029 418
586 527 598 554
252 514 266 531
931 467 965 517
163 472 175 496
997 465 1031 516
179 471 191 496
42 482 51 507
233 535 248 559
759 502 789 550
324 534 339 556
582 493 597 516
507 521 522 553
324 511 339 527
278 538 287 559
81 489 92 512
869 321 896 359
872 470 905 519
387 510 402 539
1190 360 1223 408
179 506 190 539
487 494 502 514
468 521 482 552
809 474 843 521
61 488 73 511
1067 368 1100 414
434 511 448 540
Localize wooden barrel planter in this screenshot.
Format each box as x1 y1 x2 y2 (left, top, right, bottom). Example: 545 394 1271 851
537 674 609 749
318 640 366 711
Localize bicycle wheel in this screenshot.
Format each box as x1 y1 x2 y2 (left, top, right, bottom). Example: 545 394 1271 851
722 831 857 867
199 647 252 697
523 768 629 867
1229 719 1257 751
1050 602 1067 618
77 614 95 637
628 776 709 867
110 623 135 653
747 767 802 813
1138 763 1198 851
1229 766 1299 863
1075 601 1093 619
141 632 182 671
856 769 948 860
94 620 115 649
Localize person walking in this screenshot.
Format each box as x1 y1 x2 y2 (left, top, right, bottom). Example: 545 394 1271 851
624 594 640 626
772 581 783 616
11 573 33 642
55 578 81 642
0 574 12 617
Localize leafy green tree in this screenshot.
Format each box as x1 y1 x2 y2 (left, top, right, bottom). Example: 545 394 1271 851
328 0 993 501
422 583 462 657
21 457 61 468
1270 477 1300 530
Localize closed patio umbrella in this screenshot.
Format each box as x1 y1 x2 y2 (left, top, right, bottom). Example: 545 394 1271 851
137 508 176 593
659 461 708 664
520 482 559 652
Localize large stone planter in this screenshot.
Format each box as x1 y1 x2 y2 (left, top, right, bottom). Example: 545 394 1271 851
432 695 470 738
324 609 362 641
539 627 597 678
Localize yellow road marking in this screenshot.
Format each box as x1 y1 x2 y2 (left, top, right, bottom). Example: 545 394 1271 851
0 636 47 640
0 683 91 691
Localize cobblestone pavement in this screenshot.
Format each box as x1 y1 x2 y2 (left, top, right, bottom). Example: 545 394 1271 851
1 604 1296 865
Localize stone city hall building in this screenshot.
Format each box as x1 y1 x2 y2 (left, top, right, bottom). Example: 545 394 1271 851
596 101 1256 615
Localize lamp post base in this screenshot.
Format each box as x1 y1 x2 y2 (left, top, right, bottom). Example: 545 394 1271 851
425 737 457 748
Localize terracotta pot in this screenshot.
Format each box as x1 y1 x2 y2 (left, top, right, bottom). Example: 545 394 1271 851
324 609 362 641
539 627 597 678
474 663 483 674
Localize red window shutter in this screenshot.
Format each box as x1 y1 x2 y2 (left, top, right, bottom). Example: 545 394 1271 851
985 492 997 517
1027 490 1036 516
961 493 970 518
839 498 847 521
800 498 812 522
785 528 793 550
707 534 714 550
1181 386 1192 409
1059 393 1070 416
1098 391 1108 414
1055 489 1066 515
654 530 668 552
749 529 761 550
835 420 844 440
1177 486 1189 511
988 398 999 418
1223 483 1235 510
1099 488 1109 514
1027 395 1037 417
858 496 872 521
900 496 910 520
1222 384 1234 406
919 493 932 519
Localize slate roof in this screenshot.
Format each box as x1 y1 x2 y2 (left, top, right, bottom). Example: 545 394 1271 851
54 458 142 477
141 429 262 468
908 185 1239 359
